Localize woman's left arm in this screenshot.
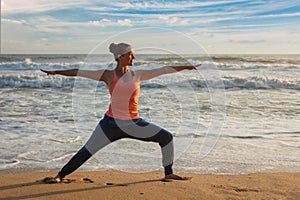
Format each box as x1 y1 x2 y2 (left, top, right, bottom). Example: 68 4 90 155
136 64 201 81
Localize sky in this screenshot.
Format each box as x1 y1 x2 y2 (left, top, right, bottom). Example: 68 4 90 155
1 0 300 54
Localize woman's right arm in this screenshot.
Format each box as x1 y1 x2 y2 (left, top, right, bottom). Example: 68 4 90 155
40 69 108 82
40 69 78 76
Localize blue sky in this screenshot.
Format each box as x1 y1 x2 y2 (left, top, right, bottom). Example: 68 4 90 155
1 0 300 54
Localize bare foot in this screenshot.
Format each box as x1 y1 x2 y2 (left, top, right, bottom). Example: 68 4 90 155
164 174 191 181
43 175 62 184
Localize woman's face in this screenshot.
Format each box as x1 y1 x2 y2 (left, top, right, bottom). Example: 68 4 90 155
119 50 135 66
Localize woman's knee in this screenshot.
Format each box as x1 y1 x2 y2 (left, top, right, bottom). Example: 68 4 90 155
159 130 173 147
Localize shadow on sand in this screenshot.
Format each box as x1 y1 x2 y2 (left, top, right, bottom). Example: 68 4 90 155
0 177 170 200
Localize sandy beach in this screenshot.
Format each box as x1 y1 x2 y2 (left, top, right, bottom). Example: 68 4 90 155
0 170 299 200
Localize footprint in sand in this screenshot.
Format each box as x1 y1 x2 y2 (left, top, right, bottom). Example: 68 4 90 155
81 178 94 183
42 177 75 184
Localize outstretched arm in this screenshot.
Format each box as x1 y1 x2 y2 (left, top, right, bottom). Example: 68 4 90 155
135 64 201 81
40 69 108 82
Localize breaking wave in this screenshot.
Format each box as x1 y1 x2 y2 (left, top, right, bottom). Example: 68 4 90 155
1 73 298 90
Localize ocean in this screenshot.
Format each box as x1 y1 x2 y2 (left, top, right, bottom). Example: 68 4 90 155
0 54 299 174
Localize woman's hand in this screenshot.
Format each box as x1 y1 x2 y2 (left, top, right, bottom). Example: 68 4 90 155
173 64 202 71
187 64 201 70
40 69 56 75
174 64 201 71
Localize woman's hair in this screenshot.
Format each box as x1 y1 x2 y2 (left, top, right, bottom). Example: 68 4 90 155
109 43 132 61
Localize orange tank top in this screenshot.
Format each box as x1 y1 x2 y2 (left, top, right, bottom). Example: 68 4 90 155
106 70 140 120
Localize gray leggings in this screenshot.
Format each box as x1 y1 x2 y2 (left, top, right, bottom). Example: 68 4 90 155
58 115 174 178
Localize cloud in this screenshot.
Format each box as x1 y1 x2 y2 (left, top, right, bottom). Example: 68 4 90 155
3 0 300 29
88 19 133 27
158 16 189 26
39 38 51 46
2 18 27 25
117 19 133 26
228 39 266 44
111 0 249 10
249 12 300 19
84 1 300 28
1 0 88 13
2 0 300 54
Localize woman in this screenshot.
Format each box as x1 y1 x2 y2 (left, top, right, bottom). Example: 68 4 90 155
41 43 200 183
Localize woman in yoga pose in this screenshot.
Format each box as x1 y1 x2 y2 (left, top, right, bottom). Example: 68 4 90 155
41 42 200 183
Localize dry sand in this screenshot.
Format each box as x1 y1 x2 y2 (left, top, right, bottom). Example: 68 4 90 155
0 171 299 200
